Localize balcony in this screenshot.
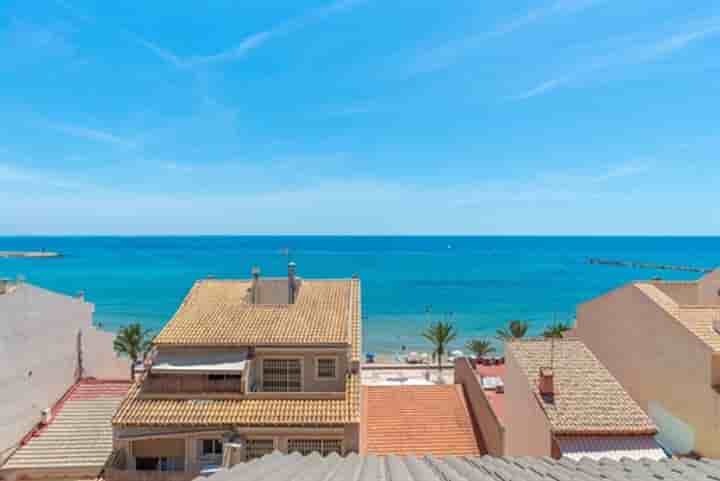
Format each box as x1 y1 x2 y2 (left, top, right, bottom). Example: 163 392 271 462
105 467 202 481
105 451 212 481
143 374 243 395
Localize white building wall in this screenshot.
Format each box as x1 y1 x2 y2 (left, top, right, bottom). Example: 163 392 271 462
0 283 127 462
83 327 130 380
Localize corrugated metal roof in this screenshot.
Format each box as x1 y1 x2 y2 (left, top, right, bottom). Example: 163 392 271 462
203 452 720 481
556 435 667 461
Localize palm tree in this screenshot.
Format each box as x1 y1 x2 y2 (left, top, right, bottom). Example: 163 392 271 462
542 321 572 339
495 320 529 341
421 321 458 378
465 339 496 359
113 323 153 380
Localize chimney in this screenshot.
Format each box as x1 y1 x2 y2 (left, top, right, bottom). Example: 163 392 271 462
40 408 53 425
250 266 261 304
288 262 297 304
538 367 554 399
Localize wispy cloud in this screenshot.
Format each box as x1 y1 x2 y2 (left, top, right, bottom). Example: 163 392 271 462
534 161 650 185
407 0 604 76
0 162 90 190
48 122 136 147
489 0 605 37
135 0 366 69
1 18 77 62
160 162 194 173
510 77 572 100
513 17 720 99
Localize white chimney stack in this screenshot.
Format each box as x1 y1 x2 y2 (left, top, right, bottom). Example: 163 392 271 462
41 408 52 425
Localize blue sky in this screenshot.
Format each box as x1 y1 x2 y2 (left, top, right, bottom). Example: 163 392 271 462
1 0 719 235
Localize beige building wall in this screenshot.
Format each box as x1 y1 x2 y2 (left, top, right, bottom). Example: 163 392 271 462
0 284 91 461
454 358 506 455
577 283 720 457
150 347 349 393
503 346 552 457
254 349 348 393
115 423 357 469
698 270 720 306
652 282 698 305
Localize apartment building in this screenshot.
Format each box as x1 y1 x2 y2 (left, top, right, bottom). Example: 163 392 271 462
577 268 720 457
108 264 361 480
456 339 665 460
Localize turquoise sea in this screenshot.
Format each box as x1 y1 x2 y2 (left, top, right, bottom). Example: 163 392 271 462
0 236 717 354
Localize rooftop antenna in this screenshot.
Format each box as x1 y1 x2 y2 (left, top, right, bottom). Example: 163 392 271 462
550 311 557 369
281 247 293 265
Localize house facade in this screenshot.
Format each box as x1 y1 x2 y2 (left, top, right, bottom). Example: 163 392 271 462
0 279 127 469
577 268 720 457
502 338 664 460
108 264 361 481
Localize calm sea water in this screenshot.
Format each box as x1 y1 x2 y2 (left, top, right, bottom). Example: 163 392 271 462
0 236 717 354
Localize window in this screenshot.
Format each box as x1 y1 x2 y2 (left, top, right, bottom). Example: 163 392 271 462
201 439 223 456
135 457 183 472
287 439 342 456
316 358 336 379
245 439 275 460
262 359 301 392
207 374 242 382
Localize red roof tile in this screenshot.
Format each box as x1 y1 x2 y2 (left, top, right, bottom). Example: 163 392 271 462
362 385 483 456
476 363 505 423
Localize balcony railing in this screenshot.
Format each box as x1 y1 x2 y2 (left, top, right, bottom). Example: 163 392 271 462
143 375 243 394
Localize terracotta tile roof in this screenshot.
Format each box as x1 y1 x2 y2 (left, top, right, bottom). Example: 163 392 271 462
636 283 720 351
507 339 657 436
476 364 505 423
362 385 483 456
153 279 360 352
112 373 360 427
4 380 130 472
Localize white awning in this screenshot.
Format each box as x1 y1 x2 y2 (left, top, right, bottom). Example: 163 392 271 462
557 435 667 461
152 351 248 374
